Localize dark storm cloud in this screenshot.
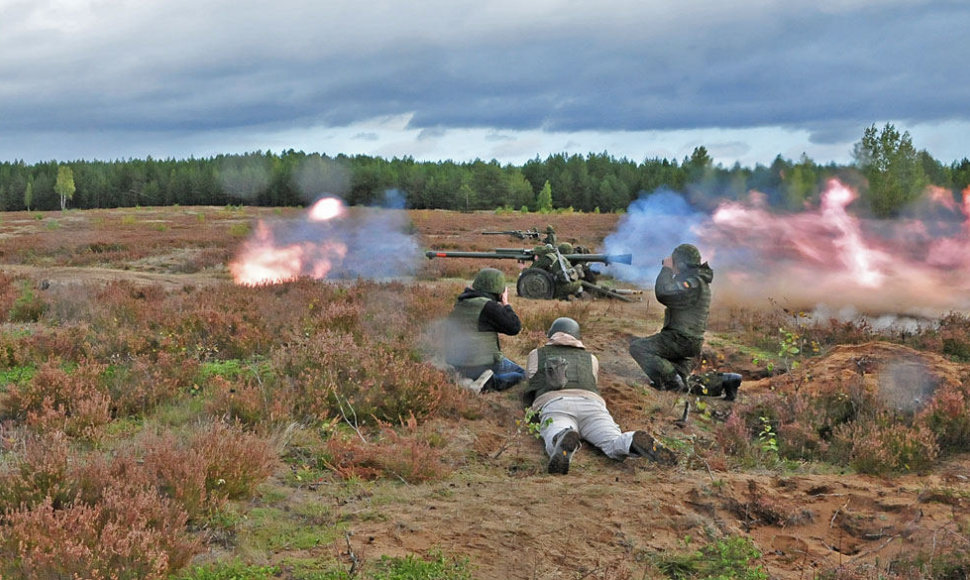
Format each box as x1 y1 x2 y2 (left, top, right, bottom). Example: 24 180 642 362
0 0 967 162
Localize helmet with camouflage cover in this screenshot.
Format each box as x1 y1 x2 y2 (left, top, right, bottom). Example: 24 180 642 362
547 317 581 339
557 242 574 254
672 243 702 270
472 267 505 295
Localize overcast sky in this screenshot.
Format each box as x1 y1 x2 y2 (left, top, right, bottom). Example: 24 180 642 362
2 0 967 168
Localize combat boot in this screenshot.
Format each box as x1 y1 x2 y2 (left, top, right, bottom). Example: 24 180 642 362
630 431 677 465
720 373 742 401
548 429 581 475
664 373 687 392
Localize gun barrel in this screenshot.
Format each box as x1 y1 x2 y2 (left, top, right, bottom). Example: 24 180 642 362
562 253 633 265
482 230 540 238
425 250 531 260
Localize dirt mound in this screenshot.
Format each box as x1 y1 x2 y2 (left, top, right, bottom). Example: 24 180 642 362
747 341 964 415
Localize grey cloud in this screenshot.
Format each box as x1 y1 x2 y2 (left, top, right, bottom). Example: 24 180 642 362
417 127 447 141
0 0 967 157
485 132 513 142
805 122 870 146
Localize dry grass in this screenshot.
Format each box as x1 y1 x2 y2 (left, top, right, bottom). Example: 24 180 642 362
2 207 970 579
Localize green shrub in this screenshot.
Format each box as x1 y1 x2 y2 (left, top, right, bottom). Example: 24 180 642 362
8 281 46 323
654 536 768 580
172 560 281 579
372 551 471 580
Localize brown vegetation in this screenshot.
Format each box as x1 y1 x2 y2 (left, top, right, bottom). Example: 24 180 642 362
1 207 970 579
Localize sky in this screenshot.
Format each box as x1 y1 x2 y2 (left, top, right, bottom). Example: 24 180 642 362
1 0 968 168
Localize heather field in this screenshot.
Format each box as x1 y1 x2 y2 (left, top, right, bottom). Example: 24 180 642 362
2 206 970 579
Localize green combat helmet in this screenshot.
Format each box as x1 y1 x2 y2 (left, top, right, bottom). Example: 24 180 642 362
543 225 557 245
672 243 702 270
547 317 581 339
472 267 505 295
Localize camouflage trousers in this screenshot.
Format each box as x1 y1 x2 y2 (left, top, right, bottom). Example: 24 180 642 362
629 330 702 391
630 332 740 399
630 330 704 390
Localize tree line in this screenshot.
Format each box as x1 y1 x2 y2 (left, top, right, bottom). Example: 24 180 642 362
1 124 968 218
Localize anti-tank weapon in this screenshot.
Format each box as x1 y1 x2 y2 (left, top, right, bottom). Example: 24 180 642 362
425 246 638 301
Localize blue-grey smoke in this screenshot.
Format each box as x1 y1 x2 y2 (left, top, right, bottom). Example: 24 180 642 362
332 190 420 279
602 189 708 286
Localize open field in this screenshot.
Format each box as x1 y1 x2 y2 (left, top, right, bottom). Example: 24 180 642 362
2 206 970 579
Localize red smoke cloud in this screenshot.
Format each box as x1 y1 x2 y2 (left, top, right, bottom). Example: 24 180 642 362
700 180 970 316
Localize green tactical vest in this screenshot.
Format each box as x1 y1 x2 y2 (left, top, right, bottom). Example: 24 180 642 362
445 296 501 367
526 345 597 401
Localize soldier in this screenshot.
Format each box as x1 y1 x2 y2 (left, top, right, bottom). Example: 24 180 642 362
445 267 525 393
629 244 741 400
524 317 675 475
542 225 557 246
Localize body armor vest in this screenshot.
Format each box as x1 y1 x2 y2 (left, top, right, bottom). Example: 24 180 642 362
446 296 501 367
527 345 597 400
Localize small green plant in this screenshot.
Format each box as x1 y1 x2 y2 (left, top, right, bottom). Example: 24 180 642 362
8 281 46 323
519 407 552 439
750 353 775 373
197 358 271 382
751 327 820 380
655 535 768 579
173 560 281 579
229 222 251 237
758 416 779 455
0 364 36 386
371 551 471 580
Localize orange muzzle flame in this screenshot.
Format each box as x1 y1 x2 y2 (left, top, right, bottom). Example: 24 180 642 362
229 197 350 286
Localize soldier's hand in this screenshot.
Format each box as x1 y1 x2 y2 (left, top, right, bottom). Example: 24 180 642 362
501 286 510 305
662 255 673 269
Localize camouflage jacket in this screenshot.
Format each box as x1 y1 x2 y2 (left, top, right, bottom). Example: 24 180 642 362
654 262 714 341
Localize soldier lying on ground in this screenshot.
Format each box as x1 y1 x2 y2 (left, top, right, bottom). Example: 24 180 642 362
523 317 676 475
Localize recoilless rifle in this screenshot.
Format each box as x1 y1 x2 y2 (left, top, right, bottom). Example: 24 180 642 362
425 246 638 301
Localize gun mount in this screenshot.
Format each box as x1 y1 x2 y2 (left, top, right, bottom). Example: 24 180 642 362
425 246 637 301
